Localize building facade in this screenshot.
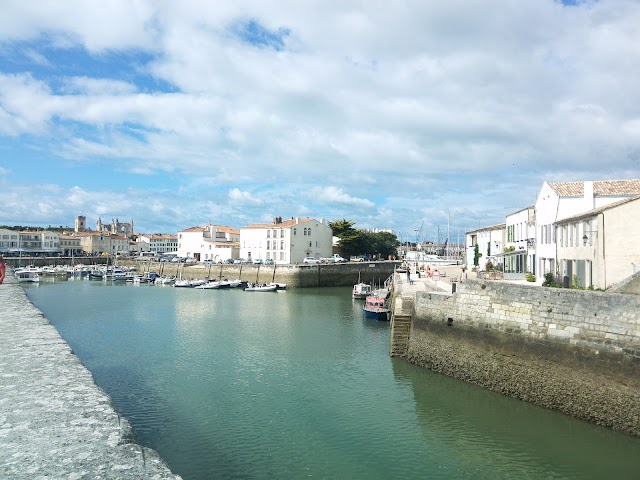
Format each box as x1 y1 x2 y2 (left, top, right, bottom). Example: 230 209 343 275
59 234 83 256
137 234 178 255
465 224 505 272
502 206 536 279
240 217 333 264
0 228 20 253
77 232 130 255
535 180 640 281
555 195 640 289
177 225 240 262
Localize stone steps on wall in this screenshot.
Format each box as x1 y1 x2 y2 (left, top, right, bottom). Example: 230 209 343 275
390 314 412 357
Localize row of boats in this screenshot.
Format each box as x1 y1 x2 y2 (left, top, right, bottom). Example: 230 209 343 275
11 265 286 292
352 276 392 321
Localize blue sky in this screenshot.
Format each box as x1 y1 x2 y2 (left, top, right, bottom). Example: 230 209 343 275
1 0 639 242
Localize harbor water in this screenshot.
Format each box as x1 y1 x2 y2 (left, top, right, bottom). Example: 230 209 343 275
24 279 640 479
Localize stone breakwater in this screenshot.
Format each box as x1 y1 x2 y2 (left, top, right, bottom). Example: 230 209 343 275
123 260 399 288
395 278 640 437
0 274 181 479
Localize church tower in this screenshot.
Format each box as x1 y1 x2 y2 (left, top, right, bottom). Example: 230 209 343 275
74 215 86 233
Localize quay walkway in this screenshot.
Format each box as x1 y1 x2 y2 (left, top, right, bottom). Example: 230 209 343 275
0 273 180 479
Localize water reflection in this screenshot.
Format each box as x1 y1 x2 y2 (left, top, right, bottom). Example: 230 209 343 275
391 358 640 478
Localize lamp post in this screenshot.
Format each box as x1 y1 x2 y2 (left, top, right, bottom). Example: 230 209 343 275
414 228 420 269
582 231 597 246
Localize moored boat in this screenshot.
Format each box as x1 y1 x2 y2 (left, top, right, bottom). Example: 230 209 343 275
244 283 277 292
352 282 372 299
15 270 40 283
363 294 390 321
195 281 222 289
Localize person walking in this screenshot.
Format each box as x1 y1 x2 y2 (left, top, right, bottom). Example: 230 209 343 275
406 266 411 284
0 255 6 284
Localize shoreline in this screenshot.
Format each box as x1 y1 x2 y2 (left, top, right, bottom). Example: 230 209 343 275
0 273 181 479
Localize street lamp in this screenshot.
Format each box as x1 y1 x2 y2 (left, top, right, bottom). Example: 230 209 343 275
583 231 597 246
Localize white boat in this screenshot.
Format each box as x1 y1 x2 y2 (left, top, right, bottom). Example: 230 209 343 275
40 266 69 277
195 281 222 289
352 282 372 299
15 270 40 283
218 279 244 288
244 283 277 292
269 282 287 290
362 293 390 321
174 278 208 288
154 275 176 286
13 265 41 275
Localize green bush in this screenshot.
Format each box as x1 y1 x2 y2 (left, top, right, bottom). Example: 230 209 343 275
525 272 536 282
542 272 559 287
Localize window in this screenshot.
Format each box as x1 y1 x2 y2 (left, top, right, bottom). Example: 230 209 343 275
303 228 307 236
293 228 297 236
267 230 270 238
281 240 285 249
280 230 285 238
267 240 270 250
308 241 312 247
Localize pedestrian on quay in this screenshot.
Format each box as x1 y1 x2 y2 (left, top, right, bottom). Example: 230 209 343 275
406 266 411 284
0 255 6 284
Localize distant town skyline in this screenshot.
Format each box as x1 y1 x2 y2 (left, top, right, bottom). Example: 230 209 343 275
1 1 639 241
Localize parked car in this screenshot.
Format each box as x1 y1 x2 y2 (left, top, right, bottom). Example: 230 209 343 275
203 259 214 264
303 257 321 264
264 258 275 265
234 258 245 264
224 258 234 264
252 259 263 265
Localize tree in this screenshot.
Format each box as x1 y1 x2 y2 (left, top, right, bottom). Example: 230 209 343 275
473 244 481 266
329 219 399 259
328 219 356 237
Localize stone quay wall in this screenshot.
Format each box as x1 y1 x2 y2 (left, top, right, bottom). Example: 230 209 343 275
125 260 399 288
0 274 181 479
403 279 640 436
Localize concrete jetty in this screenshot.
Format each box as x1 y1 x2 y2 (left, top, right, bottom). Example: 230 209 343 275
0 273 181 479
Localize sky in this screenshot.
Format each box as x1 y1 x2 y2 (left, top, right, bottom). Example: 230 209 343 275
1 0 639 244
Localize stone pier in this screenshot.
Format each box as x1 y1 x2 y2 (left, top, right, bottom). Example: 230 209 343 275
0 273 181 479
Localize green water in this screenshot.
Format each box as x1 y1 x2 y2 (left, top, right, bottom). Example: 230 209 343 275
24 279 640 479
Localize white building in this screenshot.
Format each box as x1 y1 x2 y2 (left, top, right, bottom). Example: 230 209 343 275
535 180 640 280
177 225 239 262
240 217 333 264
465 224 505 272
137 234 177 255
59 234 83 256
501 206 536 279
555 195 640 289
0 228 20 253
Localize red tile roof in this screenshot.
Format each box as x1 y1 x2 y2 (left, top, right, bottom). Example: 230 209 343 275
243 218 316 229
549 180 640 197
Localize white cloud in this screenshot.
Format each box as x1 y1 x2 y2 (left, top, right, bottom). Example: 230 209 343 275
1 1 640 234
309 186 375 209
228 188 262 205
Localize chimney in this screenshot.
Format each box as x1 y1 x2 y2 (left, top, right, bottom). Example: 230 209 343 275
584 181 595 209
295 217 299 224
